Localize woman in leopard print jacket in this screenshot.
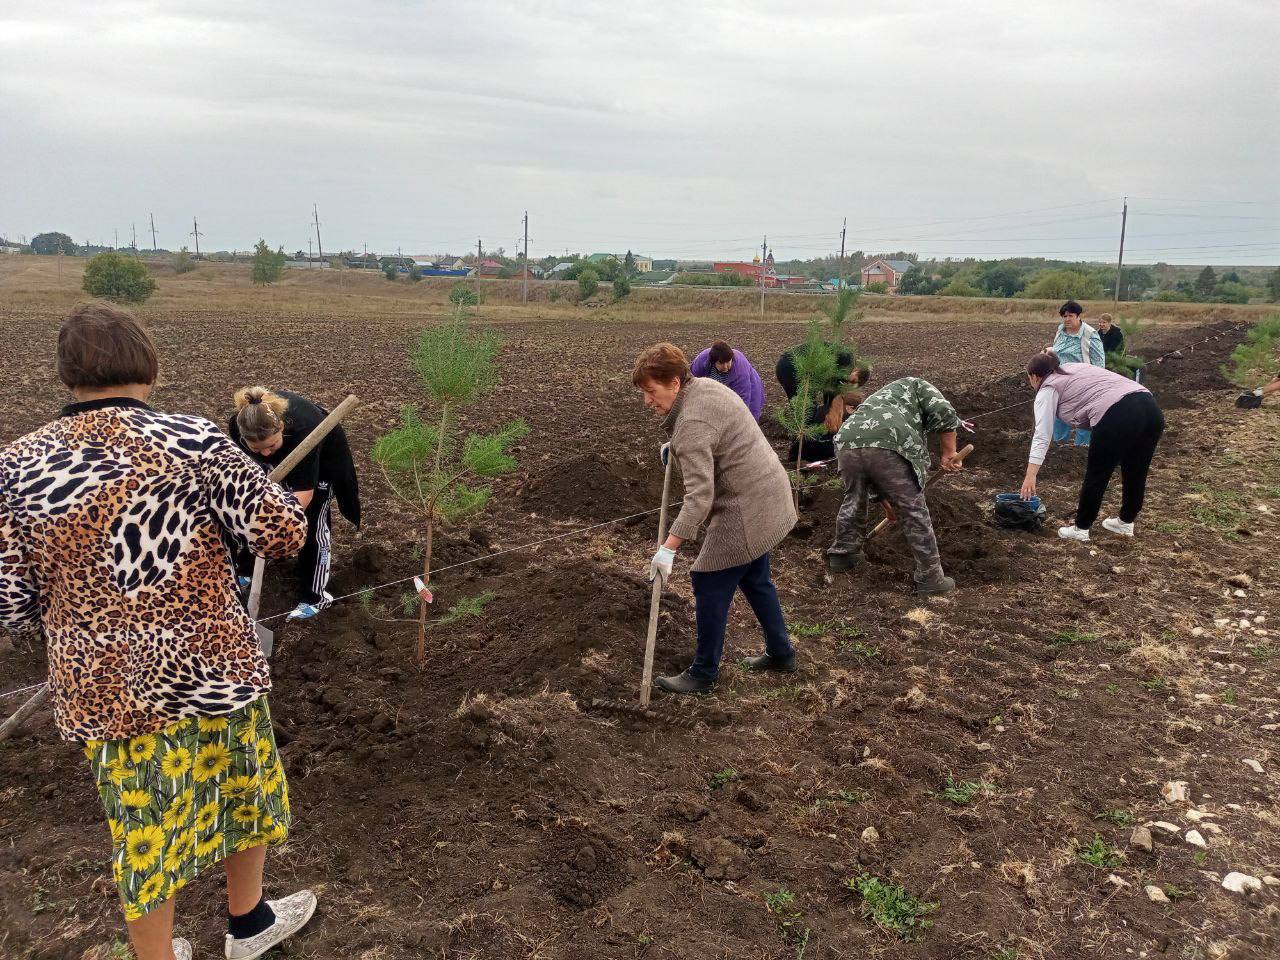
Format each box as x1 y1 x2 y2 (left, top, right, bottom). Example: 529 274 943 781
0 304 318 960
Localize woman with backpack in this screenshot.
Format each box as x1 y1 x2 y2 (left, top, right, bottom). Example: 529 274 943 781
1020 352 1164 542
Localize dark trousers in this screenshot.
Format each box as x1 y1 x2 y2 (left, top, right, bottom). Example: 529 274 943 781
1075 393 1165 529
236 482 333 604
688 553 792 680
829 447 943 583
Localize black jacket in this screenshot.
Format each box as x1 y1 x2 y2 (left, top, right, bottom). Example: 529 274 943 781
228 391 361 528
1100 326 1125 355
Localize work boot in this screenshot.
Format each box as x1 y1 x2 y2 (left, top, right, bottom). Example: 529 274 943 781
825 551 862 574
914 572 956 596
741 652 797 673
654 671 714 695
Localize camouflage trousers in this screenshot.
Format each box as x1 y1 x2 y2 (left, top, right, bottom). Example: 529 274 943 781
827 447 944 583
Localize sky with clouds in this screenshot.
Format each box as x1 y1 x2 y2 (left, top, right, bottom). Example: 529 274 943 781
1 0 1276 264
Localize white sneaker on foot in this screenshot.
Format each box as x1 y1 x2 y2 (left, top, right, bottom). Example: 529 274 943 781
224 890 318 960
1057 525 1090 542
1102 517 1134 537
174 939 193 960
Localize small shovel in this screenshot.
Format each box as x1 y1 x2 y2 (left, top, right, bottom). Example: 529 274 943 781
638 451 676 708
868 443 974 539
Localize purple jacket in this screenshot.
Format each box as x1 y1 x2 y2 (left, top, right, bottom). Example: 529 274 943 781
689 348 765 420
1030 363 1149 464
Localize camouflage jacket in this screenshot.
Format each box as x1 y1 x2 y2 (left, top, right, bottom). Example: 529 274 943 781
834 377 961 486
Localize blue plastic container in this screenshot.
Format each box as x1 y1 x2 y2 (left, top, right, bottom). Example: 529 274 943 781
995 492 1041 511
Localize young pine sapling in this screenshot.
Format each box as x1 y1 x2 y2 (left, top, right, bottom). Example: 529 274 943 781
776 323 851 508
372 308 528 664
1104 316 1147 380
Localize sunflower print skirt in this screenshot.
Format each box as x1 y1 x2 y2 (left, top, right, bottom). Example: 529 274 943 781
83 696 291 919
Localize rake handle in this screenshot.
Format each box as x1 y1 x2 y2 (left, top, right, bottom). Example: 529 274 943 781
868 443 974 539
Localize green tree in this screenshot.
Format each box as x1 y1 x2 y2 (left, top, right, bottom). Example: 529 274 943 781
1022 269 1103 300
172 247 195 274
448 284 479 306
898 267 942 296
1116 265 1154 300
250 240 286 285
372 307 528 664
384 263 398 281
776 324 850 508
623 250 637 277
577 268 600 300
1104 317 1147 380
1194 266 1217 298
612 275 631 300
31 231 77 256
410 265 423 283
1213 281 1249 304
939 277 983 297
82 251 156 303
864 281 889 294
979 264 1025 298
1267 268 1280 303
1224 314 1280 388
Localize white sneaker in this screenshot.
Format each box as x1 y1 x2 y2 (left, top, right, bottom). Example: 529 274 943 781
174 939 193 960
225 890 318 960
1102 517 1134 537
1057 525 1090 542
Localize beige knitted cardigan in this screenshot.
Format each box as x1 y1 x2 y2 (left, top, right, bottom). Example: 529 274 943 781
663 377 796 572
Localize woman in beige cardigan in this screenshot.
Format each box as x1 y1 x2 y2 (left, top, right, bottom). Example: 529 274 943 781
633 343 797 694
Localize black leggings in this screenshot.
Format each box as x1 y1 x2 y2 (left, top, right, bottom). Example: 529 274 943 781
1075 393 1164 529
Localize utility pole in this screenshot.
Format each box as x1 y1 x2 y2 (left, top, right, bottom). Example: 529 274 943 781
190 217 203 259
475 237 483 292
521 211 529 304
1114 196 1128 303
149 213 158 252
838 217 847 289
114 228 118 250
57 237 65 282
131 223 137 252
307 238 313 266
312 204 324 263
759 235 767 318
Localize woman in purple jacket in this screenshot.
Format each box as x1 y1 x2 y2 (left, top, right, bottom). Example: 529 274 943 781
1020 353 1164 542
689 341 765 421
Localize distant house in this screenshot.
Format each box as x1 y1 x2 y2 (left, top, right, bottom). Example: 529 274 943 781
477 258 504 277
586 253 618 266
587 251 652 272
629 254 653 273
0 242 22 255
548 262 575 278
652 259 678 272
860 258 915 294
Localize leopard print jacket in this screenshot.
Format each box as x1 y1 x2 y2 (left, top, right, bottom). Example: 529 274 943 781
0 399 308 742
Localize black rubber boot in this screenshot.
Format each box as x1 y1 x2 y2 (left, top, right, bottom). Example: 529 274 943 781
914 572 956 596
825 552 862 574
654 671 715 695
741 653 797 673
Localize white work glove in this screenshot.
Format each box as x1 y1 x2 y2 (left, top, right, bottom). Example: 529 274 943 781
660 442 670 467
649 545 676 584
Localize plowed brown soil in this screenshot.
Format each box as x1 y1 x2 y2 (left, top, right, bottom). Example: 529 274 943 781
2 283 1277 960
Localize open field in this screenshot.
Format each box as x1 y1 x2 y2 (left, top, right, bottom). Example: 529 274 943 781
1 257 1278 959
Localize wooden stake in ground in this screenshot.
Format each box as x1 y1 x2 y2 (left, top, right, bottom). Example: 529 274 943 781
868 443 974 539
0 683 49 743
245 394 360 650
639 451 676 708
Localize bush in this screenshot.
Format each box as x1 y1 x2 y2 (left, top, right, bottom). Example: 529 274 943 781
448 284 480 306
612 276 631 300
250 240 285 285
172 247 196 274
577 268 600 300
410 266 423 283
1224 314 1280 388
1214 281 1250 304
384 264 398 281
938 278 982 297
863 281 889 294
82 252 156 303
548 286 563 302
1023 269 1104 300
1154 290 1189 302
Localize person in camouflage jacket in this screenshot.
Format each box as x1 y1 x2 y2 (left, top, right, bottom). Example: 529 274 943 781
826 377 964 595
